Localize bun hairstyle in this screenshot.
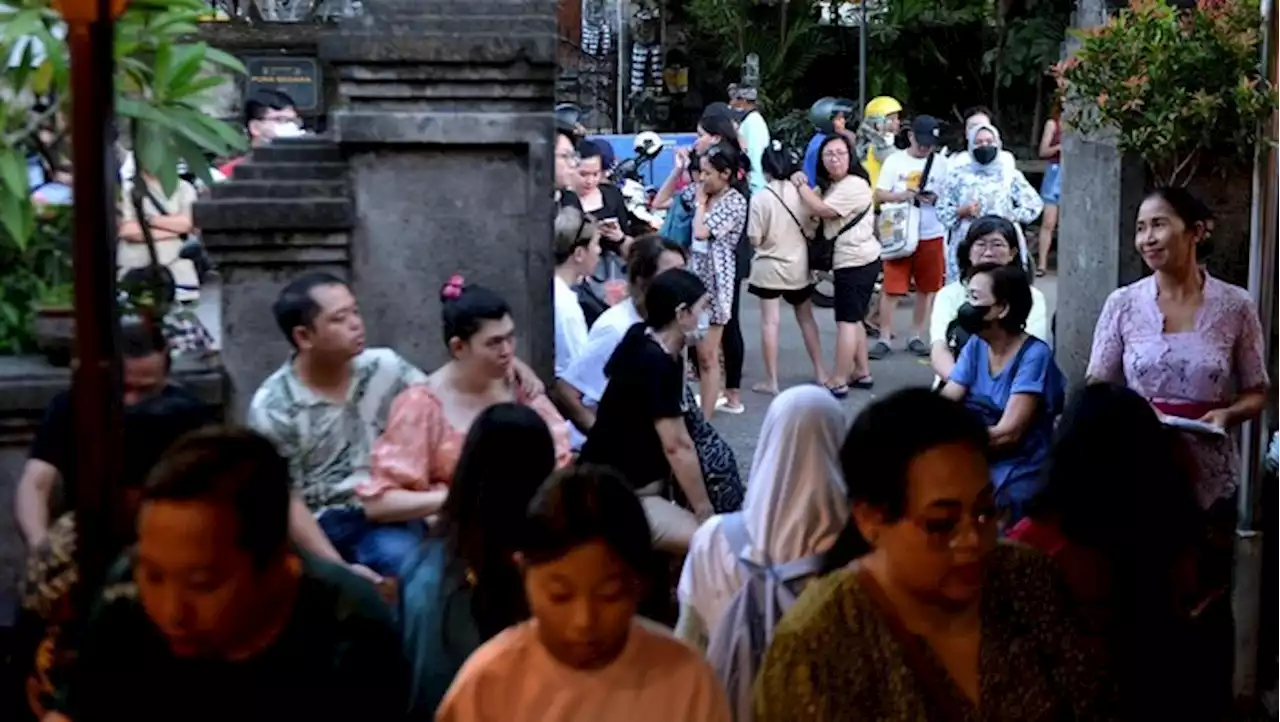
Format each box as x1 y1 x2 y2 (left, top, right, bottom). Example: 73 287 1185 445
1144 186 1215 261
702 140 751 196
439 274 512 345
760 138 797 182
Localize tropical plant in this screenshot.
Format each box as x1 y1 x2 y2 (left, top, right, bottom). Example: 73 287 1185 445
1054 0 1275 186
685 0 834 111
0 0 245 353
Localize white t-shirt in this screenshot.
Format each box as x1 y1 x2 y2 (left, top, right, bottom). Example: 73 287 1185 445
559 298 642 406
876 150 948 240
553 275 589 378
929 280 1051 346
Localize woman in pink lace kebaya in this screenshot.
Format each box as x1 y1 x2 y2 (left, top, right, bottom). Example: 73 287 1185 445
1087 188 1269 510
359 277 572 523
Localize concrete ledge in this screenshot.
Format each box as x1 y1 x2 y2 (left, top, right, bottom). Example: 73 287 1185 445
330 111 554 145
202 231 351 266
209 180 351 200
229 162 350 181
319 35 556 65
196 198 355 231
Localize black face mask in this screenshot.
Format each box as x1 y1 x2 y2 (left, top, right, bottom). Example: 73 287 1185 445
955 302 993 335
972 146 998 165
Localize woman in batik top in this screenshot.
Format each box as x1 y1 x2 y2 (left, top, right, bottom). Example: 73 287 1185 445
754 388 1117 722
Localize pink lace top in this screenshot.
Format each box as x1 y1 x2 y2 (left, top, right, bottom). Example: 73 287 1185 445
359 384 573 499
1087 273 1269 507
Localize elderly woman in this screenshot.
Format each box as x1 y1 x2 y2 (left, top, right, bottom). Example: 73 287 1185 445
755 388 1116 722
939 263 1065 523
936 124 1043 283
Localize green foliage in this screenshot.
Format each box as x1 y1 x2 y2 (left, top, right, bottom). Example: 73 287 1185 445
1056 0 1276 186
0 0 244 353
684 0 834 111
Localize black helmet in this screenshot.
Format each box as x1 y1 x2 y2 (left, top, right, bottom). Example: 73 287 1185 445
808 96 856 135
555 103 583 137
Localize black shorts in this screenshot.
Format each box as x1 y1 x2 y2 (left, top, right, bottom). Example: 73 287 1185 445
833 260 881 324
747 284 813 306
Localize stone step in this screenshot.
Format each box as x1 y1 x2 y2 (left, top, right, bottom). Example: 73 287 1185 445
194 198 355 231
252 142 344 165
231 162 349 182
209 180 350 200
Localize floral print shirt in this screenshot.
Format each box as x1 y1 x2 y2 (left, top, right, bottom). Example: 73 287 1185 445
247 348 427 512
361 383 573 498
754 543 1119 722
1087 274 1269 507
936 165 1043 281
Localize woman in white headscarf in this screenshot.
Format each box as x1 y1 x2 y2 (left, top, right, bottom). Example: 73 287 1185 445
675 385 847 649
936 123 1043 283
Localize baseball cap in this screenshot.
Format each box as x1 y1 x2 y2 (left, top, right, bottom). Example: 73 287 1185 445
910 115 941 146
701 101 745 124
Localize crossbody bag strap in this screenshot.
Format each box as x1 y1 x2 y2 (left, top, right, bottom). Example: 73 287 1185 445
853 564 970 722
832 205 871 238
765 186 811 241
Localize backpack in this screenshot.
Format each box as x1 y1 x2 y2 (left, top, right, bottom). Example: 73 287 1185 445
809 204 871 272
400 538 483 717
660 189 695 247
705 513 825 722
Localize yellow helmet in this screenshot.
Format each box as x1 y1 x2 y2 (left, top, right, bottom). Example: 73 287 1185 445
864 96 903 119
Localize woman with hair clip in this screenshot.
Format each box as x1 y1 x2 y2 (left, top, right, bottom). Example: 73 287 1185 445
689 140 750 420
747 138 828 393
362 276 572 520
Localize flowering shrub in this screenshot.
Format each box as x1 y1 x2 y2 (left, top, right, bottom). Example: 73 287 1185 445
1054 0 1275 186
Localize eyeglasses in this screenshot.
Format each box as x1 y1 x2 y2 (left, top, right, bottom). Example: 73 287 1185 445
822 150 849 159
557 151 581 167
910 505 1003 550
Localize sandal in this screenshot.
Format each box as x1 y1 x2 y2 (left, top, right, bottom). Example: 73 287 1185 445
1036 268 1047 278
751 382 779 396
851 376 875 389
826 383 850 399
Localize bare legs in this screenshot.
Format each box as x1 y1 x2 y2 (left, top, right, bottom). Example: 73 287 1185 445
753 297 829 395
1038 204 1059 274
832 320 870 388
794 300 828 384
697 325 725 420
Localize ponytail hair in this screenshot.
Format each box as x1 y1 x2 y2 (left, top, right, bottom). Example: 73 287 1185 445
703 140 751 197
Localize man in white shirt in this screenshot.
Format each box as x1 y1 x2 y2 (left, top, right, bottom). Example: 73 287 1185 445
729 84 771 194
556 235 688 435
870 115 950 360
553 206 601 380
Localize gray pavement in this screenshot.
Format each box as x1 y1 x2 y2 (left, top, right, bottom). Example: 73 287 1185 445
710 275 1058 478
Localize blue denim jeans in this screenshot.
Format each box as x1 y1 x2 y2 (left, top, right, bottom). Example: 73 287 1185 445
317 507 424 578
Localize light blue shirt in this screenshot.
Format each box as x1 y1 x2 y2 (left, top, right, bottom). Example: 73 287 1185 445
949 336 1064 513
738 110 771 194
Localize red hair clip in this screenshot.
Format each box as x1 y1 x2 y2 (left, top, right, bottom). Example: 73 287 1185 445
442 273 466 300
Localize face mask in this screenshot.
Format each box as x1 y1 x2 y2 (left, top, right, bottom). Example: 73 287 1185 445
955 302 992 335
273 121 304 139
686 310 710 345
972 146 998 166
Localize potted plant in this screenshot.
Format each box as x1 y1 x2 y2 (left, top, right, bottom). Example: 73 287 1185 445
0 0 246 362
1054 0 1276 187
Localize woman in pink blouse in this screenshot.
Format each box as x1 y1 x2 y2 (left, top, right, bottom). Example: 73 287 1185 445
360 276 573 522
1087 187 1269 509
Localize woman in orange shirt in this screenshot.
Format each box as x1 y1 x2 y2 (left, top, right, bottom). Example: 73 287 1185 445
359 276 572 523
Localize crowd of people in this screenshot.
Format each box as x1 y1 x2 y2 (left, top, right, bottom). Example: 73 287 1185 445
2 85 1271 722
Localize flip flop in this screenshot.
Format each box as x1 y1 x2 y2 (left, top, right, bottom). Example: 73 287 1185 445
826 383 850 399
751 382 779 396
851 376 875 389
720 402 746 415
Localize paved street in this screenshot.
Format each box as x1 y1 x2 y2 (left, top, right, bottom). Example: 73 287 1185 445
193 273 1058 479
711 275 1058 478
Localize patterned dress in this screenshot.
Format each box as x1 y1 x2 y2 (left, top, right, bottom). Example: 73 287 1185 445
754 543 1119 721
1086 273 1269 508
685 185 749 325
936 163 1043 282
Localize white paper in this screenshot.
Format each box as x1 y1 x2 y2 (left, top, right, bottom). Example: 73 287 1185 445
1158 414 1227 437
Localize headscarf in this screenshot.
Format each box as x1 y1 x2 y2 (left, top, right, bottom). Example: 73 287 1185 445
742 385 848 562
966 123 1005 177
677 385 849 628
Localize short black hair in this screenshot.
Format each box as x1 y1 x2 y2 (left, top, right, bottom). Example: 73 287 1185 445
644 268 707 329
120 265 177 308
969 262 1033 333
957 215 1020 280
119 315 169 360
626 234 687 288
272 272 348 348
142 426 291 568
440 279 511 345
577 139 604 162
243 89 296 129
521 464 654 577
840 388 988 521
962 105 995 123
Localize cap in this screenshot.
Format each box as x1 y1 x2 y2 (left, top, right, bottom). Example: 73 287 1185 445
702 101 745 124
910 115 941 146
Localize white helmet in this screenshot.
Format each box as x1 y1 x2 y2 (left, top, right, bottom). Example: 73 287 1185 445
633 131 663 159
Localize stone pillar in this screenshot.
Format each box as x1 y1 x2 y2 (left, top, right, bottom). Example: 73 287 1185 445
195 139 355 420
318 0 558 377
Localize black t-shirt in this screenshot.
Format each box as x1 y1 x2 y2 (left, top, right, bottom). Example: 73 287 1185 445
61 555 410 722
557 189 582 210
31 385 217 502
579 324 686 489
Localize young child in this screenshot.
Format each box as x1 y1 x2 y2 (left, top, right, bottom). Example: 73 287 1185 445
436 465 731 722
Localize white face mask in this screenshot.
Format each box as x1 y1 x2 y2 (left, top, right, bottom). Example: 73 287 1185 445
685 309 711 345
273 121 304 139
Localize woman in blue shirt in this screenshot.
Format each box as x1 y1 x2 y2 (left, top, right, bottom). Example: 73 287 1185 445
940 262 1065 524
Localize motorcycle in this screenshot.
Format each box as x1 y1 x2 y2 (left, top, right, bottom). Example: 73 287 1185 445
610 131 667 233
